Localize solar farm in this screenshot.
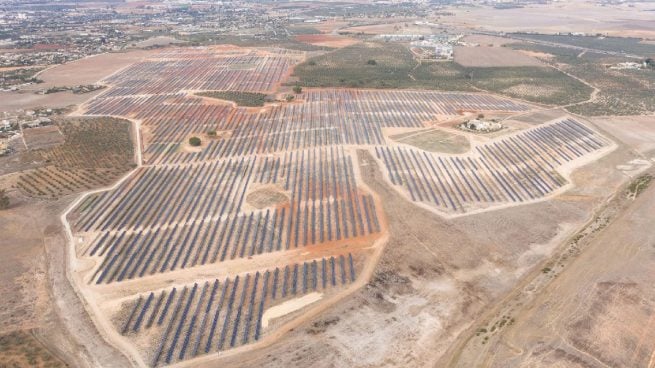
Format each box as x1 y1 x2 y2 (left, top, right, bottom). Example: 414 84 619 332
63 46 615 367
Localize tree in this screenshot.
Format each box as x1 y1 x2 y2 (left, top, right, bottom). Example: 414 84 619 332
189 136 202 147
366 59 377 65
206 130 217 137
0 189 9 210
645 58 654 69
292 85 302 94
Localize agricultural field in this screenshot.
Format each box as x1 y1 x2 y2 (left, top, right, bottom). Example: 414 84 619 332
22 125 64 150
292 42 422 89
508 42 655 115
175 33 330 52
58 44 621 368
510 33 655 57
453 46 544 68
440 2 655 39
14 117 134 199
293 41 593 106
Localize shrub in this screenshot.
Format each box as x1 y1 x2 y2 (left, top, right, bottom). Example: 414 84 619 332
189 137 202 147
366 59 377 65
293 85 303 94
0 189 9 210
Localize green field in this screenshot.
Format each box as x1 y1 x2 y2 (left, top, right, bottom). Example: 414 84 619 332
293 41 593 106
196 91 268 107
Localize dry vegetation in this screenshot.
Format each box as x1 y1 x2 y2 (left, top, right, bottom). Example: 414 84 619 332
246 187 289 209
0 330 65 368
456 170 655 368
389 128 470 154
0 67 43 89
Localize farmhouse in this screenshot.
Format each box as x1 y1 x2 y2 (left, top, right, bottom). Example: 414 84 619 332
462 118 503 132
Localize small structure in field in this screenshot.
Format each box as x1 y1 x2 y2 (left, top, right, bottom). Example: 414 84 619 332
610 62 643 70
460 118 503 133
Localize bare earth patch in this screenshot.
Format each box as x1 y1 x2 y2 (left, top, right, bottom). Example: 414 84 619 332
462 35 512 47
26 50 150 90
294 34 360 48
22 125 64 150
262 293 323 329
246 186 290 209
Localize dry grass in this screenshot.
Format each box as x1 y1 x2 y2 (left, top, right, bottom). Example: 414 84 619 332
22 126 64 150
0 330 65 368
389 128 470 154
25 50 150 90
462 35 512 47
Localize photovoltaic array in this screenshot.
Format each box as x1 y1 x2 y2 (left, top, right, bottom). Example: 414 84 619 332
67 46 612 367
